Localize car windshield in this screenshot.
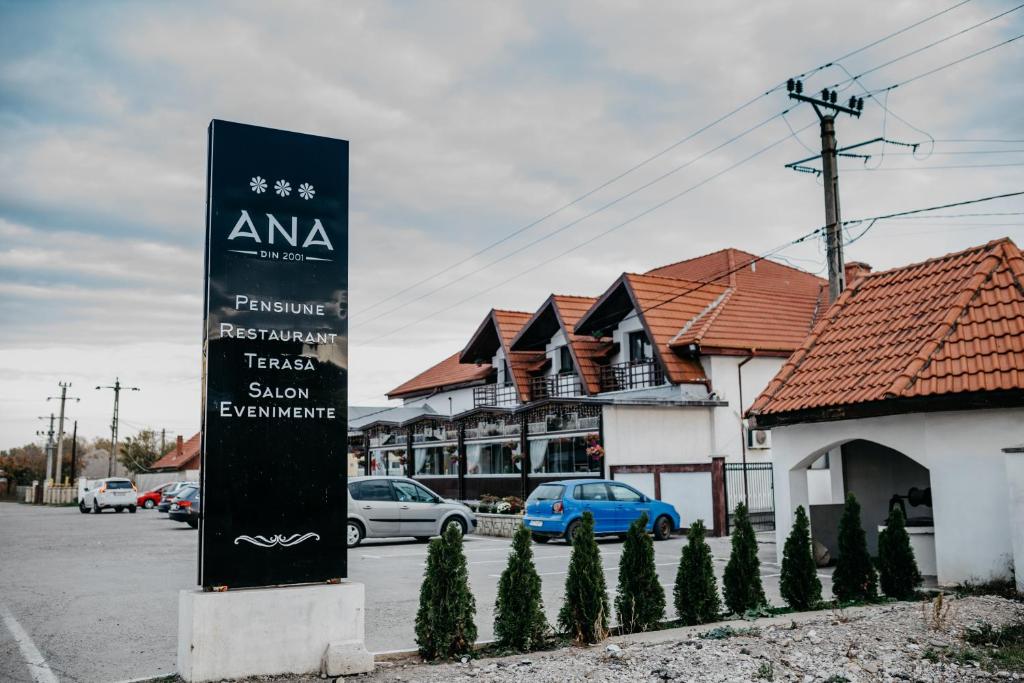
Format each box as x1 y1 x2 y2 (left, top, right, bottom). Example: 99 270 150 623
106 480 133 489
176 486 198 499
528 484 564 501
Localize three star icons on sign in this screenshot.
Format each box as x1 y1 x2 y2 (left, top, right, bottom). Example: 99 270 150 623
249 176 315 200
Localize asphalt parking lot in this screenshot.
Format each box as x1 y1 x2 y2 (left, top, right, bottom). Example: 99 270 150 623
0 502 832 683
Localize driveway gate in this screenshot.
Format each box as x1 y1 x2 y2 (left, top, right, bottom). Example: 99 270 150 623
723 462 775 533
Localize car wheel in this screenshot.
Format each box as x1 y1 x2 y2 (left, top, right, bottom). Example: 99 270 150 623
143 499 155 509
531 533 550 544
128 505 137 514
564 519 582 545
653 515 673 541
414 537 431 543
444 516 467 536
79 500 90 514
346 521 364 548
92 500 101 514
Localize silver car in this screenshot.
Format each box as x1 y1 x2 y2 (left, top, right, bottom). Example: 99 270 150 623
346 476 477 548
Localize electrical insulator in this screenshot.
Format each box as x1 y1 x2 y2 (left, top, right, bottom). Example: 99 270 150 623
795 80 803 94
829 90 837 104
821 89 829 100
787 78 795 92
848 96 856 109
857 98 864 110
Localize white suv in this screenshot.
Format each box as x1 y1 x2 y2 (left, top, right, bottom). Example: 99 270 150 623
80 478 138 514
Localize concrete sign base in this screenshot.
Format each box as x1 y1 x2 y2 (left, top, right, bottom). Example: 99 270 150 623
177 582 373 681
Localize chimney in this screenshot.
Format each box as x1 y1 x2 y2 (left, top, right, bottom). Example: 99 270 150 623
176 435 184 456
844 261 872 287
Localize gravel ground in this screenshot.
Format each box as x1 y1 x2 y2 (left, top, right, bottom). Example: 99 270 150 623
350 596 1023 683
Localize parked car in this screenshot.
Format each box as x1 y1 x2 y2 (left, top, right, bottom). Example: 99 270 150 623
523 479 680 544
158 482 196 512
79 477 138 514
346 476 477 548
168 487 200 528
137 482 176 509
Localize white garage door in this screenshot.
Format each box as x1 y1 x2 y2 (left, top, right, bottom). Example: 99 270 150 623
659 471 714 529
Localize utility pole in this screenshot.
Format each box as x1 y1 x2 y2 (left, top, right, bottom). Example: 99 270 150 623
47 382 80 485
69 420 78 483
36 414 56 482
161 428 166 456
785 79 863 302
96 378 141 477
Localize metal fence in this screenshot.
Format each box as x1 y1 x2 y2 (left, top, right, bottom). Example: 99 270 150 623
723 462 775 533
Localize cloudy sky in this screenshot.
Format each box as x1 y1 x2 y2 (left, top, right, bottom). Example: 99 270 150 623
1 1 1022 450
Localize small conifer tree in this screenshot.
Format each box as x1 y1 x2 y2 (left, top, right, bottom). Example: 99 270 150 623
615 512 665 633
414 522 477 659
832 492 878 603
557 511 609 644
722 502 767 615
673 519 721 625
779 505 822 610
494 523 549 651
878 505 922 600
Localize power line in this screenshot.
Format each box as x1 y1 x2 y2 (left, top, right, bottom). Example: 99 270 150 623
352 110 792 330
843 161 1024 171
888 211 1024 219
351 0 981 319
354 120 817 346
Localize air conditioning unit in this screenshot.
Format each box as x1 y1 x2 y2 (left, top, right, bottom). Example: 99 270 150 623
747 428 771 450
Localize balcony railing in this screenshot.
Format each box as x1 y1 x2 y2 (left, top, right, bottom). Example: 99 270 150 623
473 383 519 408
599 360 665 392
529 373 583 401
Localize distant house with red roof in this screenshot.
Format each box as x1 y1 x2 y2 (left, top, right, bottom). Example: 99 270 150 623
357 247 827 532
151 433 201 472
749 238 1024 586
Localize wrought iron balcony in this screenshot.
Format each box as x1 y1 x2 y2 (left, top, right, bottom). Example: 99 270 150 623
599 360 665 392
472 383 519 408
529 373 583 401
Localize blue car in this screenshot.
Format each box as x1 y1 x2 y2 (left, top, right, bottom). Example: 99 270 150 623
523 479 680 544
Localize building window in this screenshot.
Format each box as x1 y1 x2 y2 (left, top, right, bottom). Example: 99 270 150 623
466 441 521 476
628 331 652 362
370 449 405 476
414 445 458 476
528 435 597 474
559 346 575 374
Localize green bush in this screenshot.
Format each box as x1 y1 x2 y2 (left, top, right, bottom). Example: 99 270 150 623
723 502 767 614
557 511 609 644
832 493 878 603
493 524 548 651
673 519 721 625
878 505 922 600
414 522 477 659
779 505 822 610
614 512 665 633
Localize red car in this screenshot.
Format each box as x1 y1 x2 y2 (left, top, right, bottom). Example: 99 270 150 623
137 482 177 510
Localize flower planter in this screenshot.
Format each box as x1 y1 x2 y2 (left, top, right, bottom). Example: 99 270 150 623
474 512 525 538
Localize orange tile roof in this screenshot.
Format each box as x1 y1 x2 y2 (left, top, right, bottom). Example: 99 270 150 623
648 247 825 298
387 351 493 399
552 295 616 395
492 310 546 403
750 238 1024 420
151 433 201 471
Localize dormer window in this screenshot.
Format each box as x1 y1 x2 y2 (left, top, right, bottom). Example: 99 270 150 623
628 330 652 362
559 346 575 374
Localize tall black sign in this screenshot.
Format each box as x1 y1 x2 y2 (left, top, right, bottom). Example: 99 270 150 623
200 120 348 588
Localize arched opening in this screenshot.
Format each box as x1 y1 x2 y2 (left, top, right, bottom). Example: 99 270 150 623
787 438 934 576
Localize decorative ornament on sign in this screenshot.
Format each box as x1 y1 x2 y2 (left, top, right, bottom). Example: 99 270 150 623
298 182 316 200
233 532 321 548
274 179 292 197
249 176 267 194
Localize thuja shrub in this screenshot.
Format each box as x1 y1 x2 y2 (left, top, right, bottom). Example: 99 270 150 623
779 505 822 611
673 519 721 625
615 512 665 633
723 502 767 615
494 523 549 651
878 505 922 600
557 511 609 644
832 493 878 603
414 522 477 660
